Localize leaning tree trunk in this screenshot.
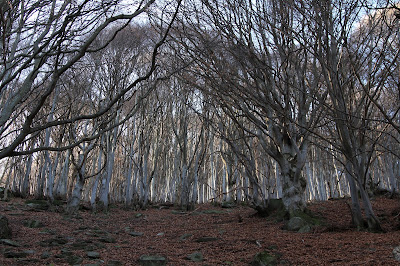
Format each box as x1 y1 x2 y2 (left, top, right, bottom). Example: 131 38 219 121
346 166 365 230
359 184 382 231
354 162 382 231
346 160 382 231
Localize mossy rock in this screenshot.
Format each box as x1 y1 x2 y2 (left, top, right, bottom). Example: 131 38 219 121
25 199 48 205
186 252 203 262
4 250 29 258
179 233 192 241
66 255 83 265
0 215 12 238
128 231 144 237
52 199 66 206
0 239 21 247
138 255 167 266
298 225 312 233
195 237 219 242
98 236 116 243
71 239 93 250
171 210 187 215
221 201 236 208
250 250 278 266
87 251 100 259
40 236 68 247
284 209 325 232
23 219 44 228
200 210 225 214
25 199 50 210
393 246 400 261
261 199 289 221
106 260 123 266
290 209 325 226
267 199 285 212
41 251 51 259
286 217 307 231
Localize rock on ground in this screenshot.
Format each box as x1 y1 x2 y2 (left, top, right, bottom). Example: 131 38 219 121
0 215 12 238
287 217 307 231
138 255 167 266
393 246 400 261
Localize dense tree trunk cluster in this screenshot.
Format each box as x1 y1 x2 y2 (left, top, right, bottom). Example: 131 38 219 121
0 0 399 231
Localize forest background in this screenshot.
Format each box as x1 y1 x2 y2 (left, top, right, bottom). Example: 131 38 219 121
0 0 399 232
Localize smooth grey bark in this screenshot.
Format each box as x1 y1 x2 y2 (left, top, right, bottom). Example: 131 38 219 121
55 150 70 199
220 138 227 202
66 120 97 213
21 154 33 198
234 156 241 202
46 153 59 202
99 111 119 211
346 162 365 229
35 87 59 199
209 130 217 201
384 156 398 195
141 144 150 207
35 155 45 198
125 131 136 206
66 153 86 215
90 141 103 208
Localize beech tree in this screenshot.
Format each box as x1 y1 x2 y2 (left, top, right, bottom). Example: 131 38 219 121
302 0 400 231
0 0 180 159
0 0 398 231
171 0 327 215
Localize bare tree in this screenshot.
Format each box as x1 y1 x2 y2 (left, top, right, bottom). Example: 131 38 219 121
0 0 181 159
171 0 327 216
304 0 400 230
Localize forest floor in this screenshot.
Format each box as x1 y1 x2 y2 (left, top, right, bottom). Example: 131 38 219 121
0 195 400 265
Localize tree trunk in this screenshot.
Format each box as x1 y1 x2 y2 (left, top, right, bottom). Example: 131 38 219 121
278 142 307 216
55 150 70 199
99 112 119 211
125 126 136 206
346 168 365 230
66 153 86 215
359 184 382 231
66 169 85 215
21 155 32 198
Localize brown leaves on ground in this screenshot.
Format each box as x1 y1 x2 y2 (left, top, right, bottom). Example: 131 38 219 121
0 195 399 265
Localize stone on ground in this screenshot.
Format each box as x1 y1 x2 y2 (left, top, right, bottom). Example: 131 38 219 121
195 237 218 242
106 260 122 266
179 233 192 241
87 251 101 259
186 252 203 262
250 250 278 266
23 219 44 228
393 246 400 261
0 215 12 238
0 239 20 247
287 217 307 232
138 255 167 266
25 199 50 210
128 231 144 236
